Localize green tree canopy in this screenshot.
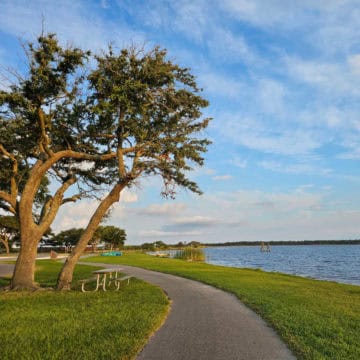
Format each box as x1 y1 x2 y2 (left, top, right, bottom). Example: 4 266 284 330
97 226 126 249
0 216 20 254
0 33 211 290
51 228 84 248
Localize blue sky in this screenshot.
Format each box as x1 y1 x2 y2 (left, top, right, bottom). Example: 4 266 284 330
1 0 360 244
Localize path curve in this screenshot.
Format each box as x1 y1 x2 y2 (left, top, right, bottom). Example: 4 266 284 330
1 260 295 359
82 262 295 360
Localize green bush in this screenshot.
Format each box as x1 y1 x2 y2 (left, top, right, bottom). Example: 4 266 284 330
174 247 205 261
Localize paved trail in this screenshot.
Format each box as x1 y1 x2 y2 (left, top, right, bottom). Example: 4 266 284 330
1 259 296 359
82 262 296 360
0 263 14 277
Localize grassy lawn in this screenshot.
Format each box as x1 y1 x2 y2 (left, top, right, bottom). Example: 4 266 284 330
0 260 169 360
84 252 360 360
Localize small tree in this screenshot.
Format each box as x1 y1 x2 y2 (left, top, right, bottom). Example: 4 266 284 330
98 226 126 250
154 241 168 250
51 228 84 252
0 216 19 254
141 242 155 251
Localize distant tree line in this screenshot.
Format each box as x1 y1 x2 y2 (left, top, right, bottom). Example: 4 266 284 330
42 226 126 252
123 240 202 251
203 239 360 247
0 224 126 254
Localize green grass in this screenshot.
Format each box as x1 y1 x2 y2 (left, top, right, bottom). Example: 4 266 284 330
0 260 169 360
84 252 360 360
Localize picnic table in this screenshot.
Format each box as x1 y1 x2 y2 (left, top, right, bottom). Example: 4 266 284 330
80 268 132 292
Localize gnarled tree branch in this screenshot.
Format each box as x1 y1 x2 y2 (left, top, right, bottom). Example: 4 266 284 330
0 143 18 208
38 176 77 234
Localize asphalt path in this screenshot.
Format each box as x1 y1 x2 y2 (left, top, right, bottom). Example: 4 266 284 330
1 259 296 359
0 262 14 277
81 262 296 360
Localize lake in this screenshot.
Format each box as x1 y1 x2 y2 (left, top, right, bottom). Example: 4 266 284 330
204 245 360 286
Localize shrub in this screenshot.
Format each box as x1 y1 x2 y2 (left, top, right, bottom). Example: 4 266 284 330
174 247 205 261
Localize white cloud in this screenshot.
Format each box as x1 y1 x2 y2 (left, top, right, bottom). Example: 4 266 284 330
348 54 360 75
259 160 332 176
219 115 322 156
209 27 259 65
219 0 316 28
0 0 145 53
137 203 186 216
172 0 210 42
121 190 138 203
199 72 242 98
52 199 100 232
3 0 360 246
231 190 323 213
220 0 355 33
285 57 357 95
139 229 202 237
257 79 286 116
228 156 247 168
212 175 233 181
173 216 218 226
51 188 136 233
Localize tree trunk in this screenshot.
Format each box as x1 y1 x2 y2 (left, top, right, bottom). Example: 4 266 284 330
10 235 40 290
56 183 124 290
0 237 10 255
4 240 9 255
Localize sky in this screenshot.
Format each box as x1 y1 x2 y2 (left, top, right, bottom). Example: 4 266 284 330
1 0 360 244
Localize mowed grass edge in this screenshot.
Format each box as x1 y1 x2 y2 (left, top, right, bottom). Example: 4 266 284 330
0 260 170 360
83 252 360 360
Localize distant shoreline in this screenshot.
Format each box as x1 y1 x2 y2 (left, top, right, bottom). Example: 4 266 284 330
204 240 360 247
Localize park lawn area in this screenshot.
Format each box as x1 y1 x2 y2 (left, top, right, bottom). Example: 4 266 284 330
0 260 169 360
84 252 360 360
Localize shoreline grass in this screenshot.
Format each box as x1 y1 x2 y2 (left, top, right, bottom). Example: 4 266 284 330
173 247 205 261
0 260 170 360
84 252 360 360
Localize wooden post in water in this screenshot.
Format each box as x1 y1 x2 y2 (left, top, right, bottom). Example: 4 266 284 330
260 242 271 252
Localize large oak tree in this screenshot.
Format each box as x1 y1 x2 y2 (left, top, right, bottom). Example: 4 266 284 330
57 46 211 290
0 35 116 289
0 34 211 290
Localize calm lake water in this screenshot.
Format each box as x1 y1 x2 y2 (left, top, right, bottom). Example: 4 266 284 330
204 245 360 286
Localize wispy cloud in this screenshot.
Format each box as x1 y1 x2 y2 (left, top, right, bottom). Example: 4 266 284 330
285 56 360 97
173 216 218 226
258 160 332 176
3 0 360 244
0 0 145 53
228 157 248 168
139 229 202 237
199 72 242 99
136 203 186 216
219 115 322 156
212 175 233 181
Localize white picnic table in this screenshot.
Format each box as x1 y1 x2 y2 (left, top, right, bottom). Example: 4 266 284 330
92 268 123 291
81 268 133 292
